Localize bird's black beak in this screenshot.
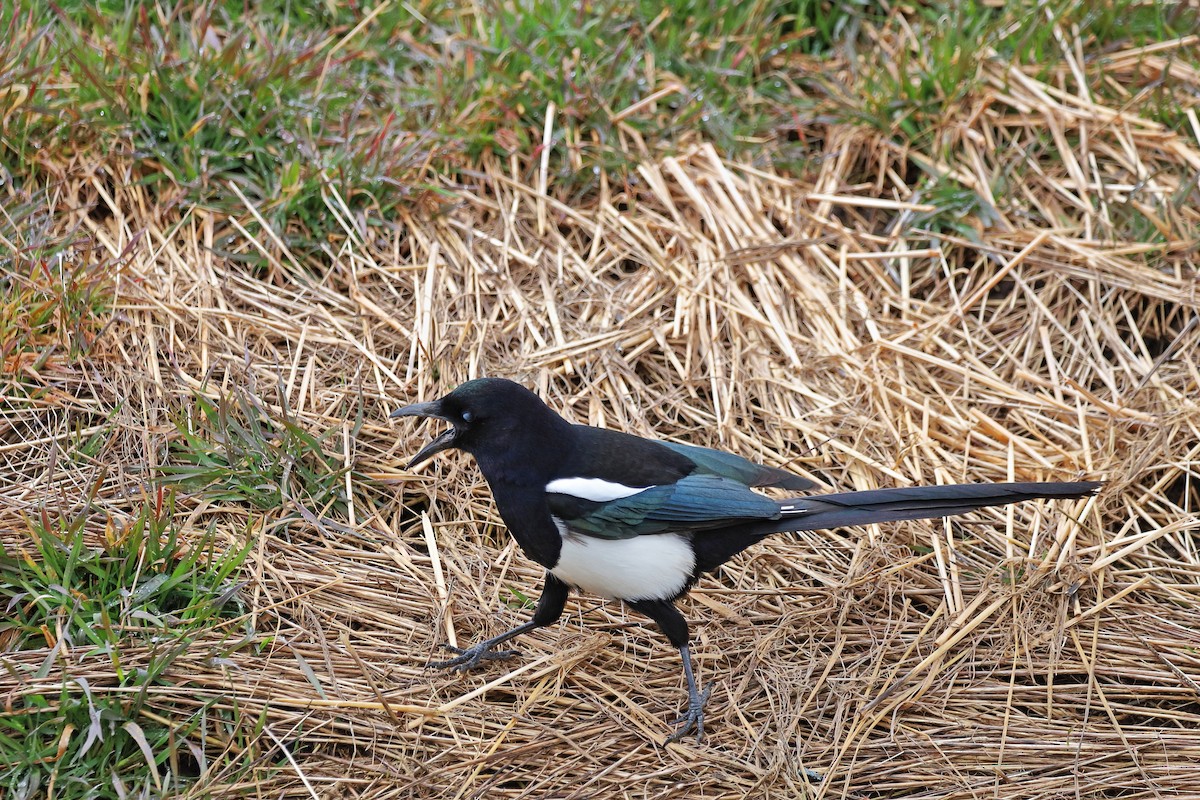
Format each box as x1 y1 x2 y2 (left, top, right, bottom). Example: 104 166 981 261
390 400 457 469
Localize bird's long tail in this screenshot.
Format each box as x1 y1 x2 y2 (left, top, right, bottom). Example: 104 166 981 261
692 481 1101 574
775 481 1102 531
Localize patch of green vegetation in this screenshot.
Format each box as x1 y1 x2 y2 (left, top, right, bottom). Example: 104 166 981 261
784 0 875 55
1060 0 1197 52
0 489 253 798
162 391 348 515
996 0 1199 125
0 251 112 370
2 0 828 232
822 0 1197 147
7 0 1193 229
2 2 436 253
504 585 535 611
850 0 999 145
0 204 114 380
406 0 808 179
68 414 116 463
1105 192 1173 246
0 488 249 656
910 176 1001 241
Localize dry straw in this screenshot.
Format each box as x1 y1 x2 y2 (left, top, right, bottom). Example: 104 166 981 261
4 42 1199 800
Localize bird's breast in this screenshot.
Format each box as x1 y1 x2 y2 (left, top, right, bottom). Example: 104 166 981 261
549 519 696 602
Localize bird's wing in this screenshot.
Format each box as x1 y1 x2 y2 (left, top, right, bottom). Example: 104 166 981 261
657 441 818 491
547 474 782 539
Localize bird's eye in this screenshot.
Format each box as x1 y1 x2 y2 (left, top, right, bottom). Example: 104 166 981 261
461 410 473 423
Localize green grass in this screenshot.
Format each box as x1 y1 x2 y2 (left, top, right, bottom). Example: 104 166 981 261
823 0 1199 148
1010 0 1199 59
5 0 1194 220
3 2 437 253
998 0 1200 131
785 0 875 55
0 192 114 380
1 0 826 243
858 9 994 144
162 391 349 515
0 488 254 798
910 176 1001 241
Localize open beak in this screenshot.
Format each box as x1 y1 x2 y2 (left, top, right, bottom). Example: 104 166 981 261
390 400 457 468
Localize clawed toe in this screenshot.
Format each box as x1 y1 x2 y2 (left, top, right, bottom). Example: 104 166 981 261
428 643 519 672
665 707 705 743
666 681 714 743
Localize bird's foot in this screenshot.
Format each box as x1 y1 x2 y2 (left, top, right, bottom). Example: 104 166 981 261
665 681 714 743
428 642 519 672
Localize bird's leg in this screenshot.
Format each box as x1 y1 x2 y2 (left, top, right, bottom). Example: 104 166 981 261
430 621 536 671
666 643 713 743
429 572 568 672
625 598 714 742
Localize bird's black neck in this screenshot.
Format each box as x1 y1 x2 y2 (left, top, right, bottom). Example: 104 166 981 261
466 405 574 569
470 406 573 488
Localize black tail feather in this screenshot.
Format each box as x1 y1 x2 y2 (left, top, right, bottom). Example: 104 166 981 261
777 481 1102 531
692 481 1101 575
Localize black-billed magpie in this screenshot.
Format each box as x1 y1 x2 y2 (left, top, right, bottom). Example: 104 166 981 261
392 377 1100 741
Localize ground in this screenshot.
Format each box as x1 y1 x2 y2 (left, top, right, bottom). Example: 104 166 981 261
1 3 1198 798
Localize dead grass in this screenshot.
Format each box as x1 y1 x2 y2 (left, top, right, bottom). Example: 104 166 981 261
3 28 1200 800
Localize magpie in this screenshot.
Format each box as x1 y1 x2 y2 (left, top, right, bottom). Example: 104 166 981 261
392 377 1100 742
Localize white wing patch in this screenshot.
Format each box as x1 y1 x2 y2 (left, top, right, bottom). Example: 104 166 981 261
545 477 650 503
550 521 695 602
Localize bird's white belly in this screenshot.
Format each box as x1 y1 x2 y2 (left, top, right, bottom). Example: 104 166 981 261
550 527 695 602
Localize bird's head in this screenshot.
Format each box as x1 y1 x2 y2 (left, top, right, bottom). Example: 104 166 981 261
391 378 567 471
